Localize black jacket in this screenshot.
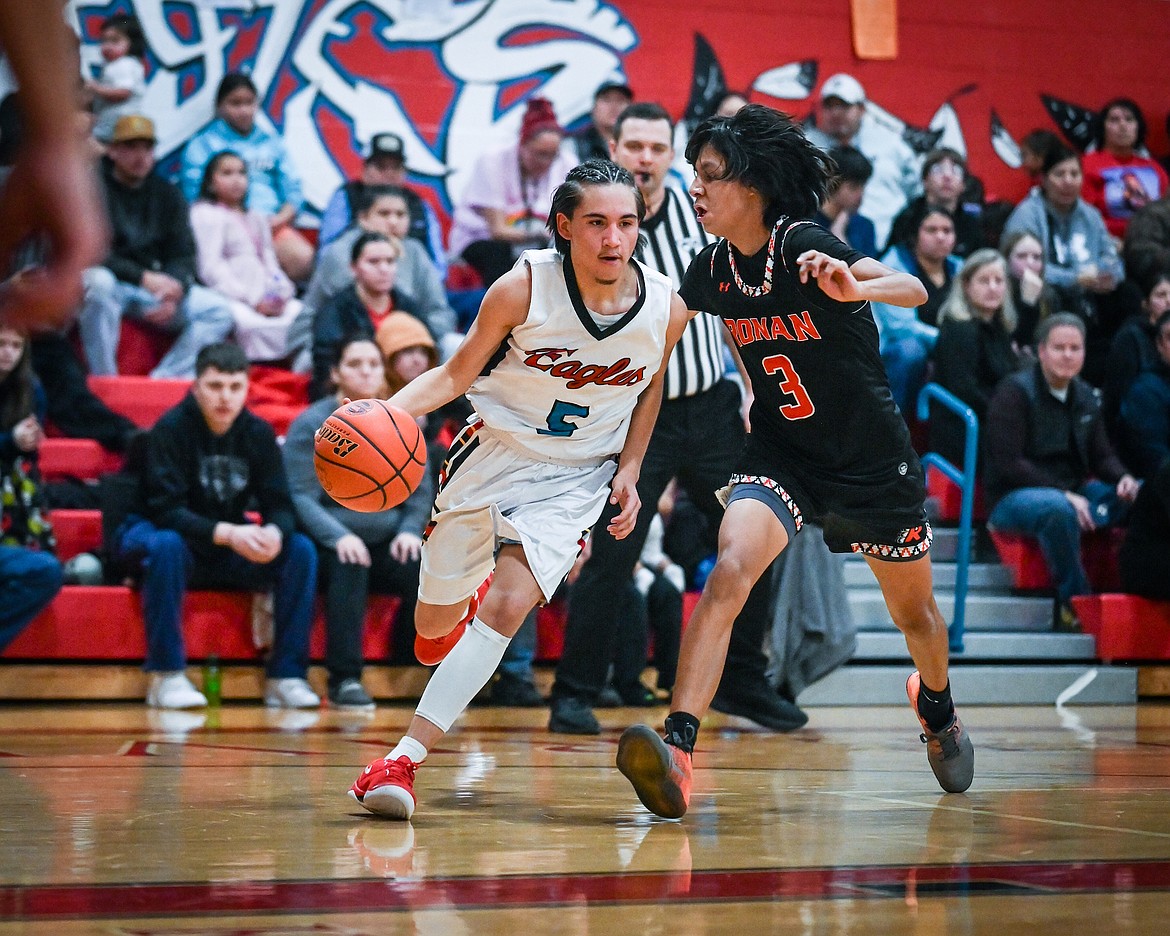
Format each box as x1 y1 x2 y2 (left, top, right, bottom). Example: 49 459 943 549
984 363 1127 507
310 284 421 399
930 316 1020 467
100 159 198 289
144 393 297 556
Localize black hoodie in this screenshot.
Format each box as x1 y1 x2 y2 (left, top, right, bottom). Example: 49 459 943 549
144 393 296 555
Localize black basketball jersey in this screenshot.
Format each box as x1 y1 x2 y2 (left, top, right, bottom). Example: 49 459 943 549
680 218 914 485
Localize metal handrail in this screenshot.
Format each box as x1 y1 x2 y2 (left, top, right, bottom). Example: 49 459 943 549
916 383 979 653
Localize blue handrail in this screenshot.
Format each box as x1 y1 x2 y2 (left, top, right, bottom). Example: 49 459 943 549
916 383 978 653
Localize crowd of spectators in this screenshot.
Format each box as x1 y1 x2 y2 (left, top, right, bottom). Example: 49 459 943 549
5 10 1170 707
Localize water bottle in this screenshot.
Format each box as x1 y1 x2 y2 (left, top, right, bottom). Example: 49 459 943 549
202 656 222 707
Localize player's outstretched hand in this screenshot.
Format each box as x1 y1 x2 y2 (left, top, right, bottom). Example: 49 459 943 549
796 250 863 303
607 468 641 540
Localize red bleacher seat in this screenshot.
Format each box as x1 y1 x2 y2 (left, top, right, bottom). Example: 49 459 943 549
3 587 402 662
88 375 191 428
926 467 987 524
39 438 122 480
115 318 174 376
50 509 103 560
1071 594 1170 661
989 528 1124 591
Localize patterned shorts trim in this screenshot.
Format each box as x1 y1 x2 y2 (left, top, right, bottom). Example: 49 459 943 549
723 473 805 532
850 523 933 561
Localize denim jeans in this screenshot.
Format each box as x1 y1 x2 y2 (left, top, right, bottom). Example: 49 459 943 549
987 480 1123 602
79 267 235 378
497 609 537 682
0 546 64 652
881 335 931 415
118 519 316 675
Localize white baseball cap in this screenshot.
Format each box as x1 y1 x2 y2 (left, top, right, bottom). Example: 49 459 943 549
820 73 866 105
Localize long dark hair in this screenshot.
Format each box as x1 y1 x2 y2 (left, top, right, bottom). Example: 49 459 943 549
1093 97 1147 151
685 103 834 224
0 328 34 432
101 14 147 59
546 159 645 255
198 150 247 204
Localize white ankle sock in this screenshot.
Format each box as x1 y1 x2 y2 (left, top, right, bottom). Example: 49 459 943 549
388 736 428 764
414 617 511 733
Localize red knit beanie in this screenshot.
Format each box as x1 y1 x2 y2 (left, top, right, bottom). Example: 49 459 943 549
520 97 562 144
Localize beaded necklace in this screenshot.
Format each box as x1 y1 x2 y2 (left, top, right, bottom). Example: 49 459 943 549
726 217 786 298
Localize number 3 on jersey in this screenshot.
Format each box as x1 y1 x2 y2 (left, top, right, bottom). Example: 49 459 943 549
538 399 590 436
761 354 815 420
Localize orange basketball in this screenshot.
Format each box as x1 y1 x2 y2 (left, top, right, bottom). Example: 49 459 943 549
314 399 427 512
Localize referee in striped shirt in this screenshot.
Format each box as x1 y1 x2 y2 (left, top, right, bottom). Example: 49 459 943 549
549 103 808 735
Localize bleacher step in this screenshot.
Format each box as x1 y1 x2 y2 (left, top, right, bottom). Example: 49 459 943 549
853 631 1097 661
849 590 1054 630
843 560 1014 590
796 663 1137 706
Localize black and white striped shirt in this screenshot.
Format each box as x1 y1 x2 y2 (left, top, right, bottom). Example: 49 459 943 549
638 183 725 400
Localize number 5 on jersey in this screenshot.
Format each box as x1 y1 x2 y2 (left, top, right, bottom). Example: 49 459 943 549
761 354 815 420
538 399 591 436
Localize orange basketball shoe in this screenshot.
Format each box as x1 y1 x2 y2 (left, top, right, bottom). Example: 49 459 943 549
906 671 975 793
414 573 493 666
616 724 692 819
348 755 417 819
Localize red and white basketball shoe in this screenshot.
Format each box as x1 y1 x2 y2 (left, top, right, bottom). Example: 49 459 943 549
348 755 418 820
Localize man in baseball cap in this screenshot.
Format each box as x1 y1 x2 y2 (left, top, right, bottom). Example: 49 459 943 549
318 131 445 275
804 73 921 246
571 80 635 162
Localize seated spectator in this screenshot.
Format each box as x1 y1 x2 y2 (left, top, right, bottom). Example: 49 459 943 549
985 314 1140 630
1019 129 1060 186
1118 458 1170 600
318 132 446 275
113 343 319 710
803 73 920 247
887 148 985 258
571 81 634 162
180 74 314 283
0 324 63 653
447 97 577 287
1000 142 1128 385
1082 98 1167 241
1103 269 1170 440
284 336 433 706
301 186 457 361
872 204 961 413
29 330 139 454
79 114 234 379
83 14 147 144
931 249 1022 466
814 145 878 256
310 233 422 399
190 150 304 364
1118 309 1170 479
1125 191 1170 293
1003 230 1063 353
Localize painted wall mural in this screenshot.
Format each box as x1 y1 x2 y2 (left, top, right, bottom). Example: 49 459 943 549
59 0 1170 225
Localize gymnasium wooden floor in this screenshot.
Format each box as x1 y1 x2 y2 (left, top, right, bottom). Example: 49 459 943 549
2 699 1170 934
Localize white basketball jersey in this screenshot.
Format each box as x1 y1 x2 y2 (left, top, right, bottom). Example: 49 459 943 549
466 248 673 462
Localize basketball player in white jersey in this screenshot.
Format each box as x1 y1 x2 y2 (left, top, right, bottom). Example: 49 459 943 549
348 160 691 819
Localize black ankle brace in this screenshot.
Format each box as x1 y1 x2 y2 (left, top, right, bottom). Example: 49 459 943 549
664 711 700 754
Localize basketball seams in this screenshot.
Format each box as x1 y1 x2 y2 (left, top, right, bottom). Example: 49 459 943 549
330 411 416 493
314 402 426 512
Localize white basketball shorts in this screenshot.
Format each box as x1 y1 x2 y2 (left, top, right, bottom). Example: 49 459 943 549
419 420 618 605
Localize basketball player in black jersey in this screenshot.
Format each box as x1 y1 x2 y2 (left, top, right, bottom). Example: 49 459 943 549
617 105 975 819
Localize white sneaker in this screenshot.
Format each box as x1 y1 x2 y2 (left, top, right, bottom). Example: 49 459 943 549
146 672 208 709
264 677 321 709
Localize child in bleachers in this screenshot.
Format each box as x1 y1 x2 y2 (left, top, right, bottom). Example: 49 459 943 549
191 150 304 364
84 14 147 145
0 324 63 652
